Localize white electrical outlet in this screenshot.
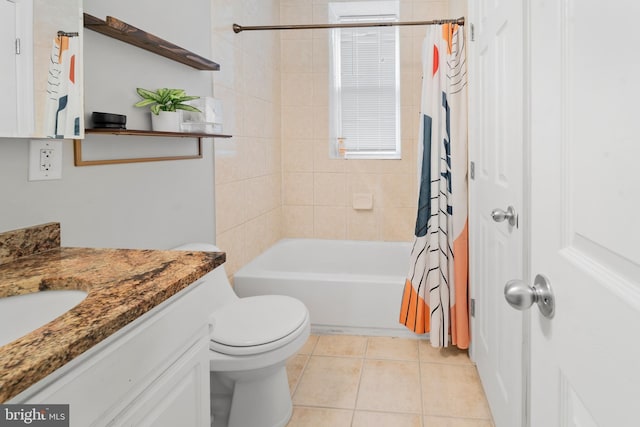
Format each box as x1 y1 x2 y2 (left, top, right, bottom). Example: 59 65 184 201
29 140 62 181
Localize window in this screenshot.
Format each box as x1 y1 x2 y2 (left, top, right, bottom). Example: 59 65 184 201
329 1 401 159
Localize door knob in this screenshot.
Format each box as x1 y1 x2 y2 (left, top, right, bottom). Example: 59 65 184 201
504 274 555 318
491 206 517 227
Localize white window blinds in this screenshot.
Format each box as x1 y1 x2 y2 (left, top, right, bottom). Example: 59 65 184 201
329 2 401 159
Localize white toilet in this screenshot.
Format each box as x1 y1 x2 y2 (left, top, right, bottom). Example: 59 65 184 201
173 243 310 427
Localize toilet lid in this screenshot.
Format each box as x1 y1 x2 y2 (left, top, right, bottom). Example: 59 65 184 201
210 295 309 348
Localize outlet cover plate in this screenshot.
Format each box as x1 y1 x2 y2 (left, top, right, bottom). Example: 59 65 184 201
29 139 62 181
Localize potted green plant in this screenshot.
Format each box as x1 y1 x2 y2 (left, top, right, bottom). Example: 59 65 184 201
134 88 201 132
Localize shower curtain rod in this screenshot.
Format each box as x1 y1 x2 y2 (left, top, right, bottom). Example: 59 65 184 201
232 17 464 33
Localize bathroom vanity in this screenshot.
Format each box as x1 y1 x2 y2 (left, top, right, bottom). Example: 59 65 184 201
0 223 224 426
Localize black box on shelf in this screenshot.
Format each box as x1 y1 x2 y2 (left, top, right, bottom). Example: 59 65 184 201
91 112 127 129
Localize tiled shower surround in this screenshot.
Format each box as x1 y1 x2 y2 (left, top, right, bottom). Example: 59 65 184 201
279 0 452 242
211 0 456 276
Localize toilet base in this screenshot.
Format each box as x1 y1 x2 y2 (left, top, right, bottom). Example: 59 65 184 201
211 363 293 427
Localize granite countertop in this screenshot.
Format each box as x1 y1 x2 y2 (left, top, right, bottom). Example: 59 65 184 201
0 223 225 402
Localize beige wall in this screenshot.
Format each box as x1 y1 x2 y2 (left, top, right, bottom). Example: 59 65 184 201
448 0 467 19
211 0 283 276
280 0 450 242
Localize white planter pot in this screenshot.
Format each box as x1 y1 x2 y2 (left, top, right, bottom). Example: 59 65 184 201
151 111 182 132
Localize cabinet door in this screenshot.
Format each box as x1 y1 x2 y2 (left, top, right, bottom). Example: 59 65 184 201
0 0 19 135
110 337 210 427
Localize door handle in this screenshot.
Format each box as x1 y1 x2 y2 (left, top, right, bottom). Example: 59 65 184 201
504 274 555 318
491 206 517 227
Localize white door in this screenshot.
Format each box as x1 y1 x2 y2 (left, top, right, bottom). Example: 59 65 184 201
527 0 640 425
468 0 525 426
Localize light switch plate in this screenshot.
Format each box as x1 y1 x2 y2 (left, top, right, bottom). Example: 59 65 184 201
29 139 62 181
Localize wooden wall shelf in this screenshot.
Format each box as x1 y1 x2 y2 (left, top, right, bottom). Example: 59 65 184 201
83 128 232 138
74 129 232 166
83 14 220 70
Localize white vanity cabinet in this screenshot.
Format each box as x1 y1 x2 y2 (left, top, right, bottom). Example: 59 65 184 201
9 272 216 427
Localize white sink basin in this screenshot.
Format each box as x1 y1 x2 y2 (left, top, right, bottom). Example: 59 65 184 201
0 290 88 348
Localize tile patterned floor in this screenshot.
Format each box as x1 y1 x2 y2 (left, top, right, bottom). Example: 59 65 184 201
285 335 494 427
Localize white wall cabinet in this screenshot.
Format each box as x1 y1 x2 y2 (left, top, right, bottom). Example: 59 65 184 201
10 273 215 427
0 0 26 136
1 0 83 138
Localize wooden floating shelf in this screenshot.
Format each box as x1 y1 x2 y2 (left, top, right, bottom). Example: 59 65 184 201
84 128 232 139
83 13 220 71
74 129 232 166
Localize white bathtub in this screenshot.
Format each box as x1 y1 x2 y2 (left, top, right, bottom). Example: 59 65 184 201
233 239 415 336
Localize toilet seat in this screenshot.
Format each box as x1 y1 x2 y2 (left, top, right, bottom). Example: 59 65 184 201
210 295 309 356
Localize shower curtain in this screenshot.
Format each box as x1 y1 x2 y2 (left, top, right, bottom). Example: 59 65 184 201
399 24 469 349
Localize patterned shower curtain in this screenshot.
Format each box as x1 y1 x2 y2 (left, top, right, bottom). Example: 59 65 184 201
399 24 469 349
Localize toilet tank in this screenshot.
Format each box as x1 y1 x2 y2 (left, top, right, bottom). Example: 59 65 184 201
172 243 237 309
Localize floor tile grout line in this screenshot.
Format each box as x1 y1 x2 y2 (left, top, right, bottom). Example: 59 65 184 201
290 404 494 423
290 402 356 410
290 336 317 401
417 338 426 426
350 337 369 422
419 360 474 368
289 353 311 398
423 413 496 422
350 408 425 415
308 335 319 354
